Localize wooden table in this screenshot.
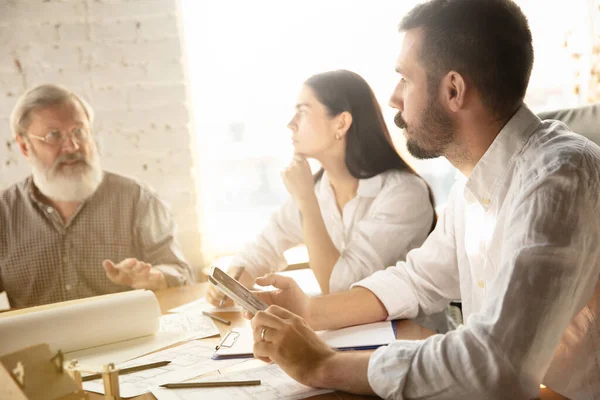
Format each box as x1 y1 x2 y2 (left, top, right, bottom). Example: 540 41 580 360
90 283 568 400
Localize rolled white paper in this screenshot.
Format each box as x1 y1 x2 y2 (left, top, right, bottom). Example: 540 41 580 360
0 290 160 356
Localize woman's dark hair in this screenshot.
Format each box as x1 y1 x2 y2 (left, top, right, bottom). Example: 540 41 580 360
304 69 437 232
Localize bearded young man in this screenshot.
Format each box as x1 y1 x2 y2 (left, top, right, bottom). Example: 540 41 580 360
245 0 600 398
0 84 193 308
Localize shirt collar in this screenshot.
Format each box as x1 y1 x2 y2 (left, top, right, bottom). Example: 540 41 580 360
27 176 46 207
465 104 541 210
320 170 385 198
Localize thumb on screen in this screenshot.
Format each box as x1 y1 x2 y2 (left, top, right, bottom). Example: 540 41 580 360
255 273 295 290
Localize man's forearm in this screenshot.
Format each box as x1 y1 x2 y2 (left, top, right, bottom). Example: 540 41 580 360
308 287 388 330
312 351 376 395
298 196 340 294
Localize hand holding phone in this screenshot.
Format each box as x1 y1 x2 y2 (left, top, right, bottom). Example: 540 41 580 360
219 267 245 307
208 266 268 315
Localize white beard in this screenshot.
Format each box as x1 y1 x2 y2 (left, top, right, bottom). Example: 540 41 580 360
30 147 104 202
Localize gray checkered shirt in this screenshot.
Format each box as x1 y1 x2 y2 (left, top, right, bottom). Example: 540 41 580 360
0 171 193 308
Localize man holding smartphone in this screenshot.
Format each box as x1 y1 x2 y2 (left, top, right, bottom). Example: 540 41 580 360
246 0 600 399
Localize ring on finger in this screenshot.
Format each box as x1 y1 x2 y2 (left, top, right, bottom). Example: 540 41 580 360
261 327 268 341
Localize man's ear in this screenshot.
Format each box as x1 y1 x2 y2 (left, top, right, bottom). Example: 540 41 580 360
335 111 353 139
14 135 30 158
440 71 466 112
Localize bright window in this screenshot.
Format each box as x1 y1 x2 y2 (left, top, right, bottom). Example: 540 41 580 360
181 0 594 258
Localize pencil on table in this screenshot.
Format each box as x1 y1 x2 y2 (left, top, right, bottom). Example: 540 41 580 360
82 360 171 381
160 379 261 389
202 311 231 325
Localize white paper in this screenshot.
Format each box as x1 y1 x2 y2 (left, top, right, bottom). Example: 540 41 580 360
150 363 332 400
159 313 220 339
83 341 245 397
0 291 9 311
318 321 396 349
0 290 160 357
169 297 242 313
65 331 192 366
214 321 395 358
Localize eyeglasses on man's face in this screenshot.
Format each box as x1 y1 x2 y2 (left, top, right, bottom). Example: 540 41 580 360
27 126 91 147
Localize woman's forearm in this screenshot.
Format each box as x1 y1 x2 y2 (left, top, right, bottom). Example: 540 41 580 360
298 196 340 294
307 287 389 330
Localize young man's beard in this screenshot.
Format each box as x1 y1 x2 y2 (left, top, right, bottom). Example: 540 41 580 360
30 146 103 202
395 96 456 160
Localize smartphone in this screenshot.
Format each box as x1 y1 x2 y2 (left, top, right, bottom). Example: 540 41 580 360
208 266 269 314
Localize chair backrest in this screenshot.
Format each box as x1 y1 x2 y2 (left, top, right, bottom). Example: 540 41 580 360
537 103 600 146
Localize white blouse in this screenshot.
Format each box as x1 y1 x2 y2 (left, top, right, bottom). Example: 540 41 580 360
229 169 434 293
356 105 600 399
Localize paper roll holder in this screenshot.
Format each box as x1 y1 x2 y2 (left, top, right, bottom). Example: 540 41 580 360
0 343 122 400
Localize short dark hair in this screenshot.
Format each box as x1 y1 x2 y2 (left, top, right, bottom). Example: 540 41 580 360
305 70 437 231
399 0 534 119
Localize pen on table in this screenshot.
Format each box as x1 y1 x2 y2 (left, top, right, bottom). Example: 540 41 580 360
160 379 261 389
202 310 231 325
82 360 171 382
218 266 245 307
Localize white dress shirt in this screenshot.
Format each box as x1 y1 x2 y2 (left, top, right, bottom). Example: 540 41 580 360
356 105 600 399
229 169 434 293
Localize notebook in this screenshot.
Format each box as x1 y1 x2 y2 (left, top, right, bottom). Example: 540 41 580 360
212 321 396 359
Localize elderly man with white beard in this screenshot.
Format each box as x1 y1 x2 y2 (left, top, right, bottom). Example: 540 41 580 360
0 84 193 308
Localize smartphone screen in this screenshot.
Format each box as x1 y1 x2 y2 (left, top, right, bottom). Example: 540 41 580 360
209 266 268 314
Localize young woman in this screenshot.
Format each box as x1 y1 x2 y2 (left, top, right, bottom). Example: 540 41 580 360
207 69 436 303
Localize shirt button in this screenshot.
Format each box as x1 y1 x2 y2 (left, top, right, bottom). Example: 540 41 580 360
47 207 54 213
65 284 72 291
477 280 485 289
481 199 491 206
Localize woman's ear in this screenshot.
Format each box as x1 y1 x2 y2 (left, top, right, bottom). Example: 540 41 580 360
335 111 353 139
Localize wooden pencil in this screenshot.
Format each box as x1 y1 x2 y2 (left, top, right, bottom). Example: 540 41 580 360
160 379 261 389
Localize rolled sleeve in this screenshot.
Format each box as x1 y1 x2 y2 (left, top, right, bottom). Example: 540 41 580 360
154 264 189 287
352 269 420 320
368 341 422 400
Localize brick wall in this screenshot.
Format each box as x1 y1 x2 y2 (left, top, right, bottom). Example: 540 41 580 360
0 0 204 270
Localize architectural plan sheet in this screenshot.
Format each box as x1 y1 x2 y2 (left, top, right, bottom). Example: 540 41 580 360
150 363 333 400
83 340 246 397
